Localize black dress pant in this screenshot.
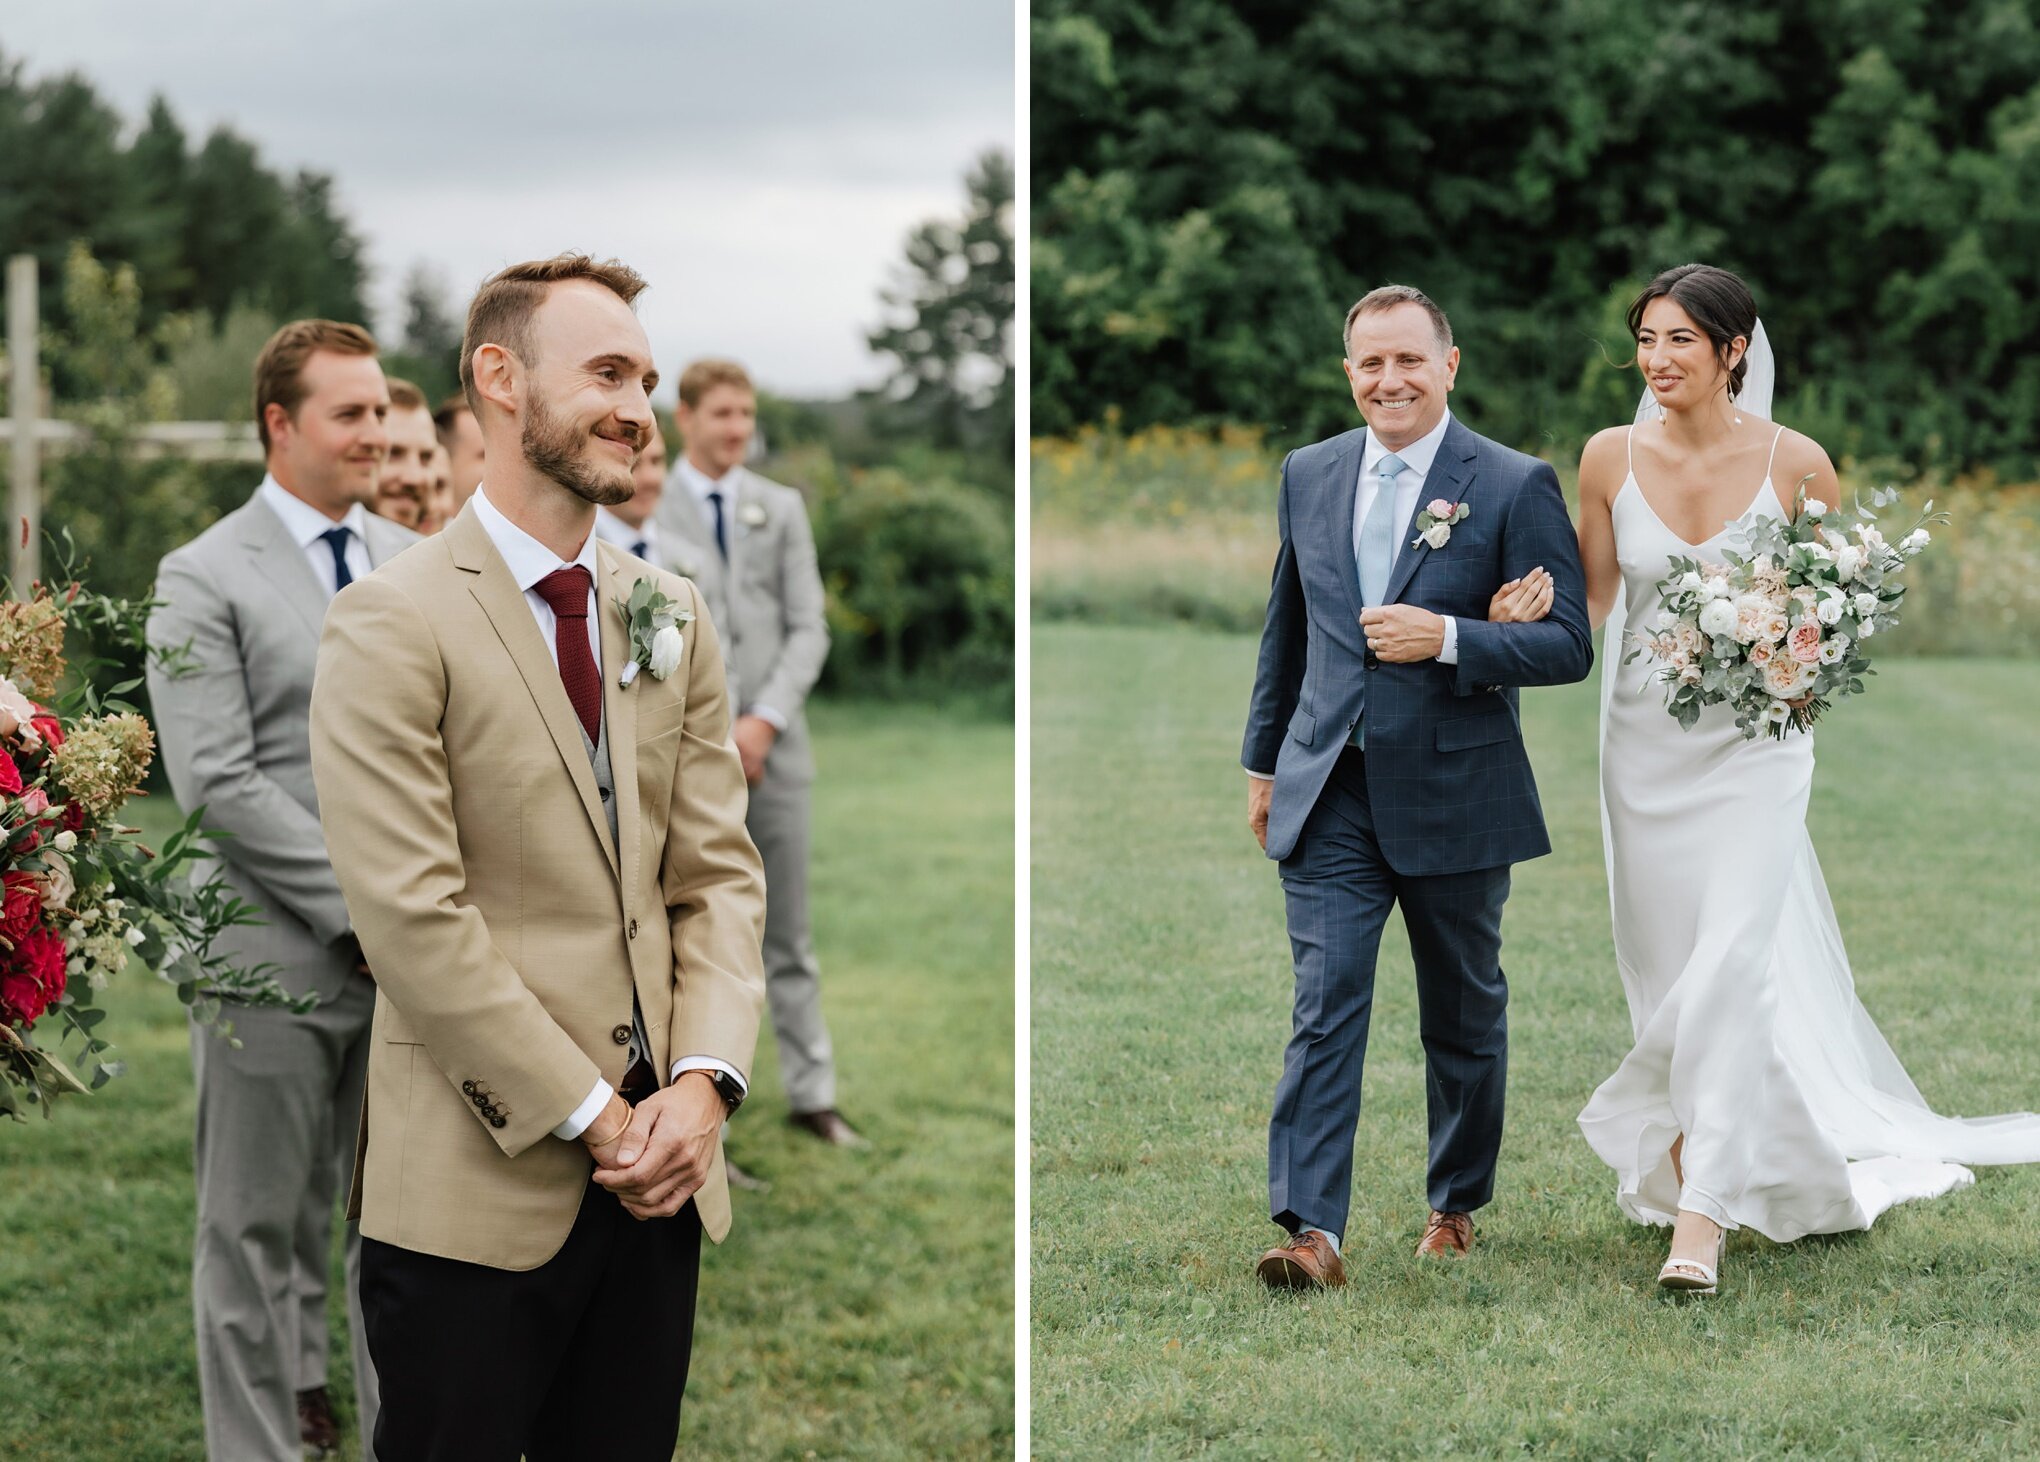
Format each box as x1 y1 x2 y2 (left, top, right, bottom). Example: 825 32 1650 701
361 1182 702 1462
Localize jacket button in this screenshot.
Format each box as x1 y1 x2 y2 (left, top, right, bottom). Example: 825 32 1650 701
628 918 639 939
612 1024 632 1045
461 1081 477 1095
490 1116 506 1129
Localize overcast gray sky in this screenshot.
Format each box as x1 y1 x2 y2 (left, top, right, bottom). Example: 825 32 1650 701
6 0 1014 400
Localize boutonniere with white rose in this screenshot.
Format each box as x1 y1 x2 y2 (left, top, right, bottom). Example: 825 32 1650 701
738 499 769 529
613 578 695 689
1412 498 1470 550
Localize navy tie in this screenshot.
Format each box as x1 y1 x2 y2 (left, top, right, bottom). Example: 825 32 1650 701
706 490 728 560
320 527 353 590
630 538 649 560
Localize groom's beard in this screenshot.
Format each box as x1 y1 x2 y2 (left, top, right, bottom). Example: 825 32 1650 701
522 392 639 508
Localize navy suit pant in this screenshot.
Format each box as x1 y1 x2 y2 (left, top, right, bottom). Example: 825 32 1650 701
1270 746 1511 1239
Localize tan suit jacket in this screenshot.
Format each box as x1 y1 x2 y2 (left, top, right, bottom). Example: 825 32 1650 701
309 501 766 1270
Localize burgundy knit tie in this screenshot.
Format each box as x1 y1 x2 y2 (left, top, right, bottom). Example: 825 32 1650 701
532 566 601 743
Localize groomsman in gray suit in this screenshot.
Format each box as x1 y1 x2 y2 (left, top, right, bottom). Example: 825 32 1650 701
655 359 863 1149
147 319 418 1460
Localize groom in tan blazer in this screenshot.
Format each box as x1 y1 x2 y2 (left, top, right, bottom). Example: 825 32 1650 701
309 253 765 1462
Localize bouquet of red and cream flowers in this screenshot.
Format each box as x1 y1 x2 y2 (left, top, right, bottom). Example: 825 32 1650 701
1 558 306 1119
1628 483 1946 741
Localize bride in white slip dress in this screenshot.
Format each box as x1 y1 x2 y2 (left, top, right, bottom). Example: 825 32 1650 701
1524 264 2040 1295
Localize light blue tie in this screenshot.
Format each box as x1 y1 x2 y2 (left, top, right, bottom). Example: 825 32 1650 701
1350 454 1405 748
1358 453 1405 607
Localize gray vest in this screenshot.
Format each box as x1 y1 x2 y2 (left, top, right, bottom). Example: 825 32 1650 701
581 717 652 1075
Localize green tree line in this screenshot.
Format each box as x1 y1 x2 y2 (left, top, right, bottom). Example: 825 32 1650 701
1032 0 2040 477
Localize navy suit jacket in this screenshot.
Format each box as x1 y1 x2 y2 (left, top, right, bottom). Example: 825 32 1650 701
1242 416 1593 873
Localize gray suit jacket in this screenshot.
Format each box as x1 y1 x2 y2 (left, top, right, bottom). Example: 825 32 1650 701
654 465 829 783
145 490 421 1001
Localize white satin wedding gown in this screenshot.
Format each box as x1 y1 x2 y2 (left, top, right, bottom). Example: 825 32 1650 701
1576 425 2040 1241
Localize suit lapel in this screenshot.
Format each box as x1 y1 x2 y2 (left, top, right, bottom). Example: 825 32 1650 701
238 494 331 642
1385 420 1479 607
721 469 748 585
445 506 620 884
655 471 727 599
1323 433 1368 626
597 545 641 907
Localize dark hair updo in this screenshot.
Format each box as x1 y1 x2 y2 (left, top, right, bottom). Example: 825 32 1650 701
1626 263 1758 400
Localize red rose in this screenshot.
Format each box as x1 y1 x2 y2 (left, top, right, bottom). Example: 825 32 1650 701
0 923 66 1026
60 799 86 834
0 752 19 796
29 707 61 750
0 872 40 948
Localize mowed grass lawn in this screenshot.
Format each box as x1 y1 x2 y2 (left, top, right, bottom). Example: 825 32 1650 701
0 700 1013 1461
1032 623 2040 1459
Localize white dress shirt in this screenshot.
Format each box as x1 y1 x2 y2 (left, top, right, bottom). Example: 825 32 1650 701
468 487 747 1140
593 504 660 565
673 457 786 732
258 475 373 594
1246 412 1459 782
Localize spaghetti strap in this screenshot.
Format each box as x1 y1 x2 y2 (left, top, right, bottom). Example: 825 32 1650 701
1625 424 1635 475
1762 423 1785 481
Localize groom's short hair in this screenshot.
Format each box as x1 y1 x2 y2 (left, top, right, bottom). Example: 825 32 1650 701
459 253 649 413
1344 285 1453 357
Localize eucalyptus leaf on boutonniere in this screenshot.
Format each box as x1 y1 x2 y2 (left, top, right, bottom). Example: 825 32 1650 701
614 578 696 689
1411 498 1471 550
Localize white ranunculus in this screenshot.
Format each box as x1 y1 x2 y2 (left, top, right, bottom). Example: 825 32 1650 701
1901 528 1931 555
648 624 685 680
1702 575 1733 601
1698 598 1739 638
1675 570 1704 594
1853 592 1879 618
1655 608 1678 630
1421 523 1452 550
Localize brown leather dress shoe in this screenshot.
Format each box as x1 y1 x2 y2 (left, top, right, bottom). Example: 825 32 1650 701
1415 1210 1474 1258
1255 1230 1347 1290
789 1108 870 1148
297 1385 340 1457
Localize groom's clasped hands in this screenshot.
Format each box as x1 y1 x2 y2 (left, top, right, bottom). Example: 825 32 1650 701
582 1074 729 1219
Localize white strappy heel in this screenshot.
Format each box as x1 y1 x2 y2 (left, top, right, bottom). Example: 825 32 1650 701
1657 1226 1726 1295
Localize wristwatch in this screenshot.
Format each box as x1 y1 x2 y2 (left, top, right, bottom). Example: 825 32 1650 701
704 1068 745 1115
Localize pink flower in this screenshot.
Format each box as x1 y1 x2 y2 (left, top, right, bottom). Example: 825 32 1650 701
1787 621 1823 664
1427 498 1454 519
1749 640 1774 666
0 675 34 742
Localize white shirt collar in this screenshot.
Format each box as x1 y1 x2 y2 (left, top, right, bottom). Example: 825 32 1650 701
258 473 370 548
1361 410 1454 483
592 505 654 549
675 456 741 504
471 484 601 593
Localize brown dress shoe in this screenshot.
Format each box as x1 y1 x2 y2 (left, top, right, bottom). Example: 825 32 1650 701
297 1386 340 1457
789 1108 870 1148
1255 1230 1347 1290
1415 1210 1474 1258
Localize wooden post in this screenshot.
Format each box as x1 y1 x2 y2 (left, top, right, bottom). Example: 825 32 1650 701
7 254 37 590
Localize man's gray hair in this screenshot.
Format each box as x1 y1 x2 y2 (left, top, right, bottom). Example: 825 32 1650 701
1344 285 1453 357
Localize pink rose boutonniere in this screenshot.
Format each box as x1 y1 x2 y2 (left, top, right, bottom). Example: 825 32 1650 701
1412 498 1471 550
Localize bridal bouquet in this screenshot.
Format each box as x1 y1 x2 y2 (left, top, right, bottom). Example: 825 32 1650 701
1628 483 1947 740
1 548 310 1120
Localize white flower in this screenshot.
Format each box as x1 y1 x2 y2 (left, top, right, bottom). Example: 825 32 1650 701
1858 526 1887 555
1702 575 1734 601
1654 608 1678 630
1804 499 1827 518
1764 700 1793 724
1815 593 1846 626
1822 528 1848 551
1678 664 1703 686
1420 522 1452 550
1853 592 1879 618
1901 528 1930 556
39 863 74 909
648 624 685 680
124 926 146 947
1675 571 1704 594
1819 635 1850 664
53 829 78 852
1834 545 1865 581
1698 598 1739 638
1860 617 1877 637
1803 540 1834 562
